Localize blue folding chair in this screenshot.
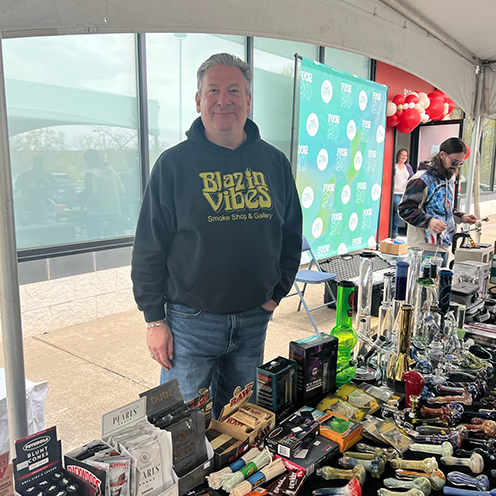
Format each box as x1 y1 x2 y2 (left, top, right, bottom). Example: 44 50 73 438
290 236 338 333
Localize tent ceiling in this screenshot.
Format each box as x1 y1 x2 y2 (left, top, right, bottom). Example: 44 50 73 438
0 0 495 115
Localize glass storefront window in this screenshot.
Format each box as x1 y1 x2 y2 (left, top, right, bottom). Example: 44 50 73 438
3 34 140 248
324 47 370 79
146 34 245 166
253 39 318 159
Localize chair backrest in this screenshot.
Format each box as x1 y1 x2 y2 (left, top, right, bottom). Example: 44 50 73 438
302 235 322 271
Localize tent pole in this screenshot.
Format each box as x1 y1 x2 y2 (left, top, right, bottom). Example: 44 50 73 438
465 67 484 215
0 32 29 453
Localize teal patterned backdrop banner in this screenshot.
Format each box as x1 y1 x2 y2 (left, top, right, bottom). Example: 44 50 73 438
296 57 388 260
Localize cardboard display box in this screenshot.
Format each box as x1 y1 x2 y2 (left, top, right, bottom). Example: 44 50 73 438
218 382 276 446
206 419 250 471
380 239 409 255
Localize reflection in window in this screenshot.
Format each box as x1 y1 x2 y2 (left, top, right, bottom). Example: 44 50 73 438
253 39 318 159
3 34 141 248
324 47 370 78
480 117 495 192
146 34 245 166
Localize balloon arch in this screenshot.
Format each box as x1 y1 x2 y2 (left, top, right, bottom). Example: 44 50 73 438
386 90 456 133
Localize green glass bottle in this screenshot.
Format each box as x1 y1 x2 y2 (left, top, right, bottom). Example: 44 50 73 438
331 280 358 387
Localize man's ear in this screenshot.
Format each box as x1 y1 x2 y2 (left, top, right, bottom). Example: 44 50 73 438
195 92 201 113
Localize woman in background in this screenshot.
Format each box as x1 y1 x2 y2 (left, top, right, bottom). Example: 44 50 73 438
392 148 413 237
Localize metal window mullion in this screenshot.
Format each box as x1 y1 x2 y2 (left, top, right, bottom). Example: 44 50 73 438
136 33 150 195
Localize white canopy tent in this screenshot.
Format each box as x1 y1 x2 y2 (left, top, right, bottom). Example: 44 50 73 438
1 0 495 451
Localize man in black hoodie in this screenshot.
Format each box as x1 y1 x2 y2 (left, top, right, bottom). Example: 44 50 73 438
131 53 302 417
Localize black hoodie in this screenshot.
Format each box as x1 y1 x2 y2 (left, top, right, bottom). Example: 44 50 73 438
131 117 303 322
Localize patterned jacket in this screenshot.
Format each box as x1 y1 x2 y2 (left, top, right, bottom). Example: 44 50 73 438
398 161 464 253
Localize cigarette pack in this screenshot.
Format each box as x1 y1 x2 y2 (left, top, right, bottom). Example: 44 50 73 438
289 334 338 407
257 357 297 422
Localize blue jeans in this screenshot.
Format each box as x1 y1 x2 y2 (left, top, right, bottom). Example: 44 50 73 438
161 302 272 418
392 193 403 235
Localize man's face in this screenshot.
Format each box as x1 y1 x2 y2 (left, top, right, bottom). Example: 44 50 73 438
195 65 251 147
441 151 465 179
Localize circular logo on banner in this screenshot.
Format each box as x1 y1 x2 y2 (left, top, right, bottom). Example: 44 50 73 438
337 242 348 255
371 183 381 201
301 186 314 208
376 125 385 143
306 113 319 137
341 184 351 205
368 236 377 248
354 151 363 171
347 120 356 141
317 148 329 171
312 218 324 238
321 80 333 103
359 90 368 111
349 212 358 232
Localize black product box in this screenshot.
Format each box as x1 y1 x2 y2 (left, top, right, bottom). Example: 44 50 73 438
13 426 91 496
274 434 339 476
264 411 320 458
257 357 297 422
289 333 338 407
205 420 250 471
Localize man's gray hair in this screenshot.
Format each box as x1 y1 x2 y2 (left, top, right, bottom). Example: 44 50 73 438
197 53 252 95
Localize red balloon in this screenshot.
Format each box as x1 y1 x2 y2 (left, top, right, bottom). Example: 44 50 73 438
396 122 414 134
387 115 400 127
400 108 421 129
405 94 419 104
464 144 471 159
428 90 444 100
448 99 456 114
392 94 406 106
426 98 444 120
396 109 404 117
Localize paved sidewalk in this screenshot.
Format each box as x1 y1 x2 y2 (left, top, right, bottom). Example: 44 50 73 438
1 216 495 453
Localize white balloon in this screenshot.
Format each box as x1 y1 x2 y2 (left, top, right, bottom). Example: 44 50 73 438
421 114 430 123
409 102 416 109
405 91 418 97
387 101 397 117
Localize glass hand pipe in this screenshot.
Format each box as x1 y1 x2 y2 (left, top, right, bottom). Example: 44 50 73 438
460 419 496 437
464 410 496 420
316 465 367 485
445 380 487 397
395 469 446 491
420 403 464 425
427 392 473 406
383 477 431 496
414 431 462 449
412 418 449 428
440 453 484 474
442 488 496 496
312 479 362 496
446 471 490 491
455 447 495 461
409 441 453 456
378 490 423 496
338 453 386 478
391 457 438 474
356 443 400 461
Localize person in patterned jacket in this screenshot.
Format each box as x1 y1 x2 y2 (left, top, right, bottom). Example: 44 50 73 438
398 137 477 266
